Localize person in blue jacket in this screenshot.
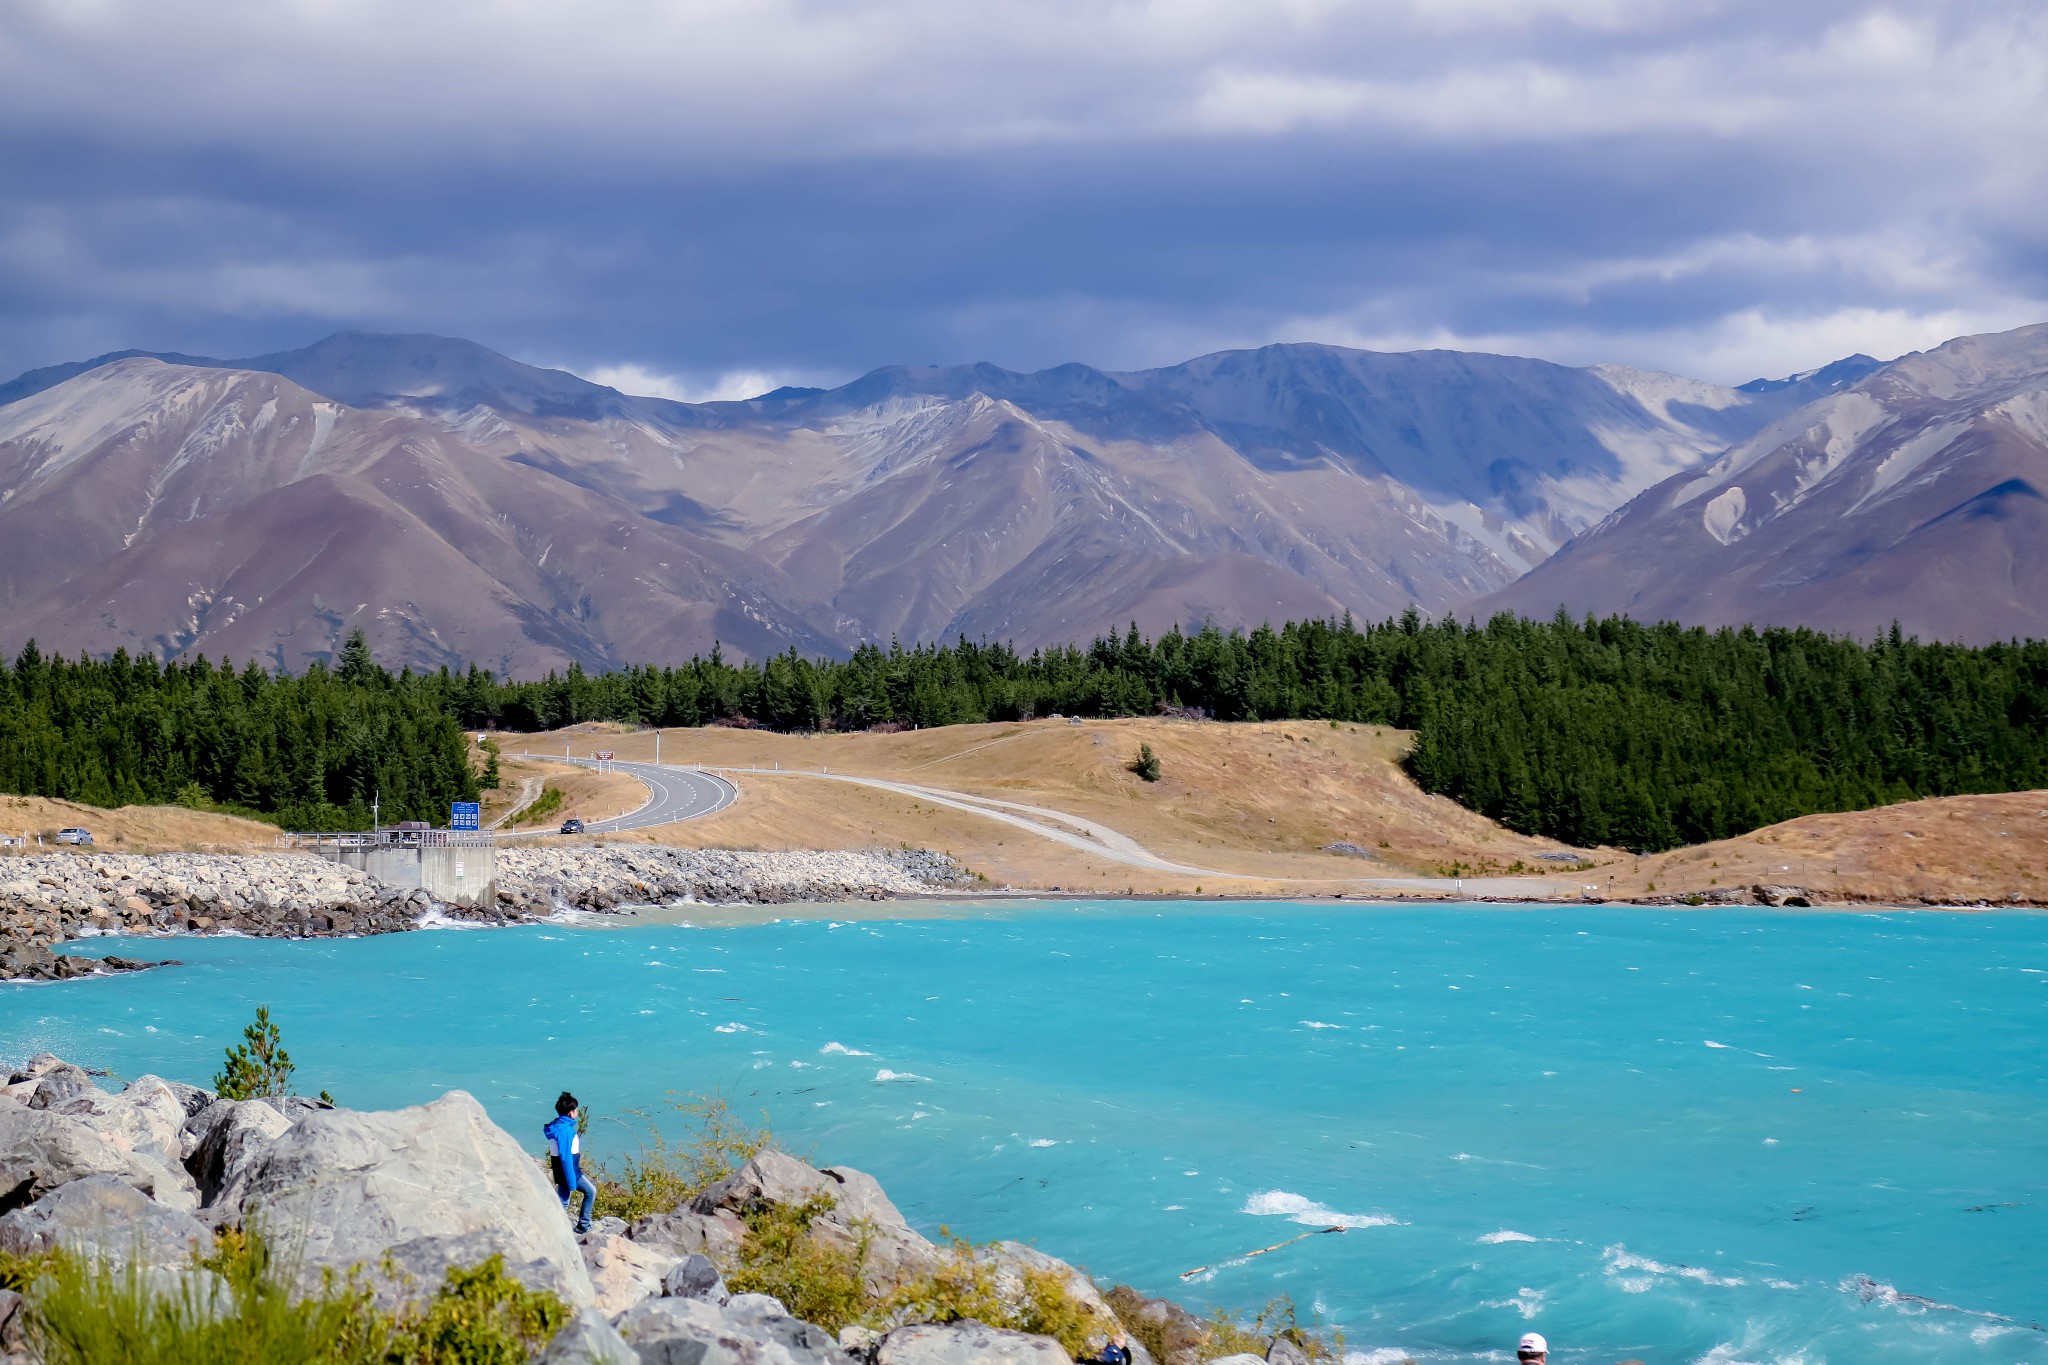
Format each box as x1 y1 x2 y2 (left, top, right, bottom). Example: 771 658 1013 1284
544 1091 596 1234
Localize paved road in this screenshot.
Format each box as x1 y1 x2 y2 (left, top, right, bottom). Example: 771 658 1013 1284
504 759 738 836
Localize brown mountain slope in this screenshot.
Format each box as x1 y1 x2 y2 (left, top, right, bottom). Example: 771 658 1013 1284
1 332 1847 669
1483 323 2048 643
0 360 842 672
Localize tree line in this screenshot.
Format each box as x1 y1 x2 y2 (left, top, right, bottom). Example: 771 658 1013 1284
4 614 2044 850
0 635 477 832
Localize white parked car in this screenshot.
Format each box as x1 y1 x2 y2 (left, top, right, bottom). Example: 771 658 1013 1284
53 828 93 846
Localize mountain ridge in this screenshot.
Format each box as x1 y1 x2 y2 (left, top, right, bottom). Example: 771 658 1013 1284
1481 323 2048 643
0 330 1915 671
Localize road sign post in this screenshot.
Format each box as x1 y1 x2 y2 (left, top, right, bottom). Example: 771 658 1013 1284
450 802 481 831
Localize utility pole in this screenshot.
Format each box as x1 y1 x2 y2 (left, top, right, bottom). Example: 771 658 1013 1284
654 730 661 766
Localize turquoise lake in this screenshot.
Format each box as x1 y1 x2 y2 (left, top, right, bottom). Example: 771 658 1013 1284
6 902 2046 1365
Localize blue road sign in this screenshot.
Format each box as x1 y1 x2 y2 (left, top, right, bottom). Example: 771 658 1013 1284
451 802 481 831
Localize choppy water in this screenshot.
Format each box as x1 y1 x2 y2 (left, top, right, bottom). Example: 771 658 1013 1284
6 902 2046 1365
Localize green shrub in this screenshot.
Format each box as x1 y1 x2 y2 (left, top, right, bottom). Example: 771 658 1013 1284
592 1091 771 1222
20 1228 567 1365
518 787 565 826
216 1006 295 1100
1197 1296 1345 1362
388 1255 570 1365
727 1196 870 1333
1131 744 1161 782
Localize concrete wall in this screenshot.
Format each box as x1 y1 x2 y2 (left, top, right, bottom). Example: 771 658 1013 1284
322 843 496 908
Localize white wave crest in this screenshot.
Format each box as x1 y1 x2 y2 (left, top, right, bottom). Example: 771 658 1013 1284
1479 1230 1540 1244
874 1069 931 1083
819 1042 871 1056
713 1022 749 1033
1243 1190 1398 1230
1604 1244 1745 1287
1299 1020 1344 1029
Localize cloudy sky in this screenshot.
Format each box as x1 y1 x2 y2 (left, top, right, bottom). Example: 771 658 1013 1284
3 0 2044 396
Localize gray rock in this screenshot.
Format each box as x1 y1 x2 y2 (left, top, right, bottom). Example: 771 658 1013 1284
663 1253 730 1304
588 1215 629 1237
541 1307 640 1365
0 1286 22 1355
629 1208 746 1262
0 1173 209 1267
612 1295 853 1365
1267 1340 1311 1365
693 1152 940 1296
183 1098 295 1212
580 1230 678 1316
239 1090 595 1309
975 1241 1120 1355
9 1054 97 1111
48 1075 190 1165
729 1293 790 1318
872 1322 1070 1364
0 1101 198 1211
161 1080 216 1120
1206 1357 1265 1365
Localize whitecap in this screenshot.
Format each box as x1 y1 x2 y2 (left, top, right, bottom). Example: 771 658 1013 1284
1344 1350 1423 1364
1478 1230 1539 1244
1705 1040 1731 1049
1028 1139 1059 1148
1480 1287 1544 1319
1242 1190 1398 1230
1299 1020 1343 1030
713 1022 749 1033
819 1042 871 1056
1605 1244 1745 1287
874 1069 931 1083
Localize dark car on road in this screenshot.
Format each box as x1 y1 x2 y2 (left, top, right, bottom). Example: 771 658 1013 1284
559 818 585 835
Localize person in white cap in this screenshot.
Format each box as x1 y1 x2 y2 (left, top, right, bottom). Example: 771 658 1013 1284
1516 1331 1548 1362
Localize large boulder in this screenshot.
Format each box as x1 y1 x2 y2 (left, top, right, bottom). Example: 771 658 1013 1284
612 1294 853 1365
1105 1284 1205 1365
4 1054 97 1111
0 1101 198 1211
0 1172 209 1267
238 1090 595 1309
693 1152 941 1295
579 1230 678 1316
47 1075 190 1166
629 1208 746 1262
1265 1340 1311 1365
183 1098 295 1213
975 1241 1121 1357
540 1307 639 1365
871 1322 1070 1364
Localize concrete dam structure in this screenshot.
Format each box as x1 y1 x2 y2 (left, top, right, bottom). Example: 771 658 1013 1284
286 829 498 908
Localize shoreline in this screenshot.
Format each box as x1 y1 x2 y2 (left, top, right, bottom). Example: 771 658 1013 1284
7 847 2039 981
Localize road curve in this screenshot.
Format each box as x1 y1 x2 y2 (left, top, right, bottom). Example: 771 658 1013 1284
502 758 738 836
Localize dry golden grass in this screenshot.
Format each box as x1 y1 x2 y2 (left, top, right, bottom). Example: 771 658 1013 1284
496 718 2048 904
1621 790 2048 904
0 794 280 854
497 718 1591 895
483 755 653 830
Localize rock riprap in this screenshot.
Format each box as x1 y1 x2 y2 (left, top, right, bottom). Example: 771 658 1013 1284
493 846 965 914
0 1055 1308 1365
0 846 969 977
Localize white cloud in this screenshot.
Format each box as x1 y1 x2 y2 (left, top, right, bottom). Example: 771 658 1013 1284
581 363 822 403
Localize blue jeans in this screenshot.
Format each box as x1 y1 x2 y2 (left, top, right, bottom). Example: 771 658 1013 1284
562 1173 596 1230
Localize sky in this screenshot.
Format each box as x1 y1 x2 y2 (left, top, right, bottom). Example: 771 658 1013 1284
3 0 2046 398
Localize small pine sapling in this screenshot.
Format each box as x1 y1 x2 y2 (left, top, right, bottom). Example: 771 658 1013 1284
215 1006 295 1100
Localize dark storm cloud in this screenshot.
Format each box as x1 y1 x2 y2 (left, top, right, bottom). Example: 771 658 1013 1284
2 0 2044 392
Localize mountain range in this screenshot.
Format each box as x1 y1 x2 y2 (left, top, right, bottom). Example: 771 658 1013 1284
0 324 2037 673
1485 324 2048 642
